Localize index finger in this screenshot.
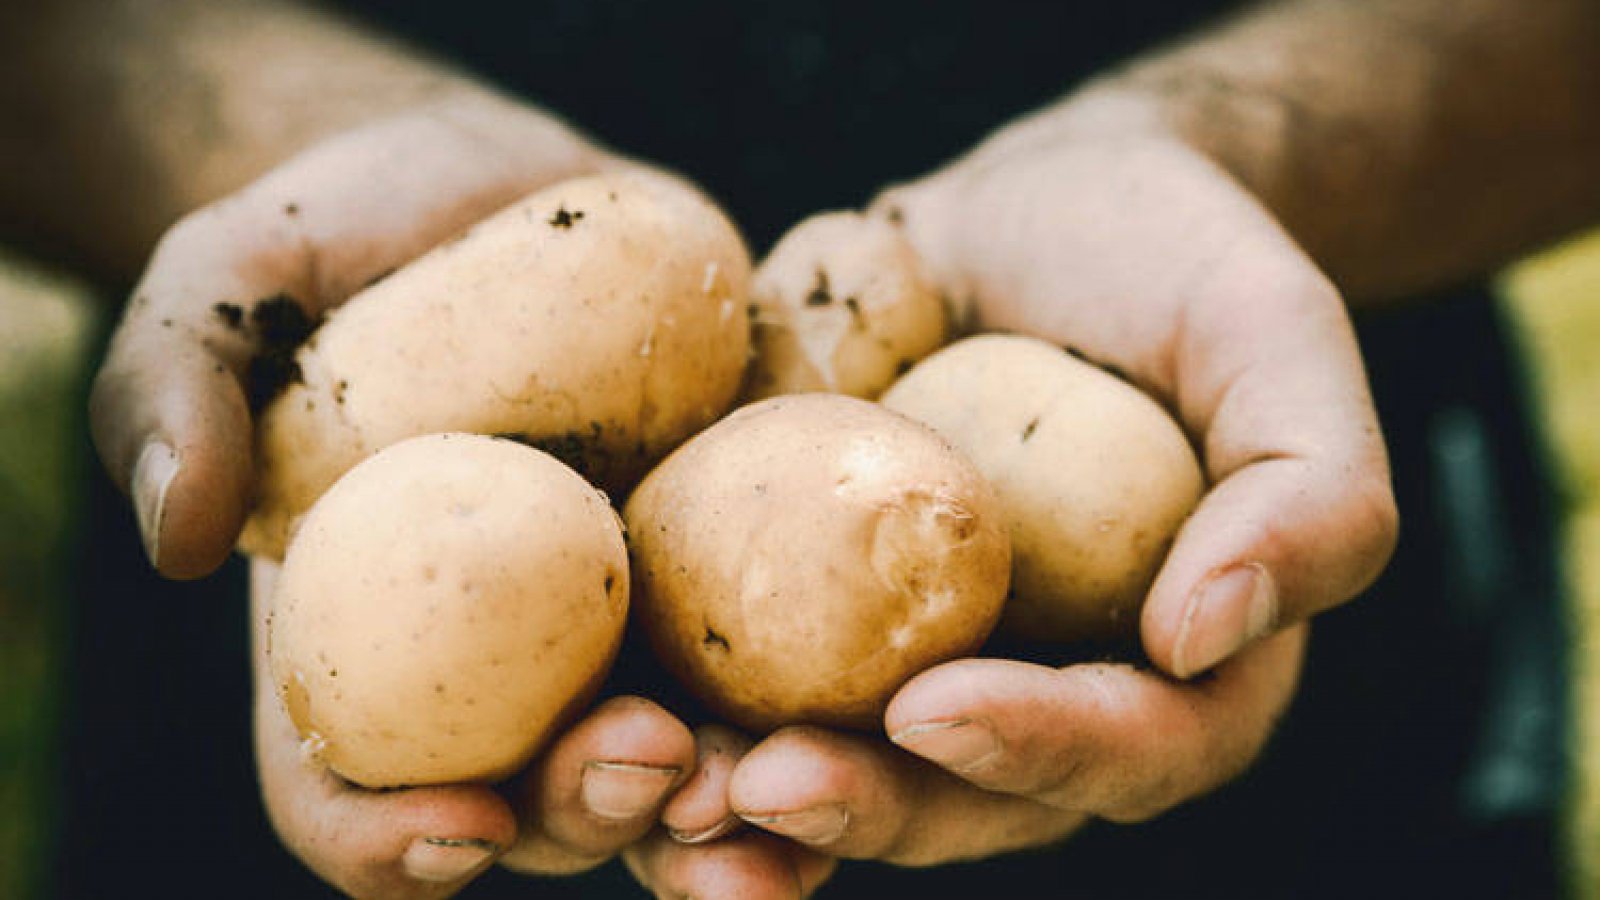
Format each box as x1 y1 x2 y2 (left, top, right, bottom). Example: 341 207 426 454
1140 240 1397 676
886 625 1307 822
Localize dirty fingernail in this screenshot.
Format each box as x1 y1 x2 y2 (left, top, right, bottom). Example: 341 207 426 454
403 837 497 883
669 816 739 845
890 718 1001 773
581 762 679 820
741 804 849 845
1172 562 1278 678
133 441 178 568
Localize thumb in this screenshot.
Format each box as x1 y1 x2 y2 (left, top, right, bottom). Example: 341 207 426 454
88 211 297 578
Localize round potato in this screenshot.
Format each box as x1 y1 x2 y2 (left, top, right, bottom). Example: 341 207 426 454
624 394 1010 733
881 334 1203 643
268 433 628 788
740 211 946 402
241 170 751 558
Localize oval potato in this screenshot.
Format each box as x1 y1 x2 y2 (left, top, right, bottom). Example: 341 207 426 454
740 211 946 402
242 170 751 558
624 394 1010 732
268 433 628 788
881 334 1203 643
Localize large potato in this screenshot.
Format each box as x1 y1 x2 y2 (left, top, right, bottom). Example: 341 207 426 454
241 170 751 558
268 433 628 788
624 394 1010 732
740 211 946 401
881 334 1203 643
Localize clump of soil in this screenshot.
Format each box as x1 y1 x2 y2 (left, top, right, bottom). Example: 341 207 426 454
228 294 321 413
495 422 611 484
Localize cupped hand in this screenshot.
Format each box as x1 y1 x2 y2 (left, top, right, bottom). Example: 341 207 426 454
717 86 1389 873
94 94 738 896
252 560 703 898
730 627 1302 867
879 89 1398 678
88 92 608 579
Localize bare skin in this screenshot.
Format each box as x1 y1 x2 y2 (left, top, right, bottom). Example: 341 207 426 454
7 0 1598 895
718 0 1599 871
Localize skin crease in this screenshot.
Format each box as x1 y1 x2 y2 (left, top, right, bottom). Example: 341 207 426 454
7 0 1597 894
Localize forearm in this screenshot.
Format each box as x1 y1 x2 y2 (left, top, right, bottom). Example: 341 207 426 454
0 0 605 278
955 0 1600 304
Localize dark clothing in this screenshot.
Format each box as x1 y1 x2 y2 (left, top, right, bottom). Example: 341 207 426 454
54 2 1568 897
352 0 1224 254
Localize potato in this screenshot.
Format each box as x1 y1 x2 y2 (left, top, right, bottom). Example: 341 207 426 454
624 394 1010 732
268 433 628 788
881 334 1203 643
740 211 946 402
240 170 751 558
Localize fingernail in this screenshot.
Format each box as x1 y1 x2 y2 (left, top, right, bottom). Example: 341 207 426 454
668 816 739 845
889 718 1000 773
1172 562 1278 678
581 761 679 820
740 805 849 845
402 837 497 883
133 441 179 568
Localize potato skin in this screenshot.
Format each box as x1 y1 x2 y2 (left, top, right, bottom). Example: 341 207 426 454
881 334 1203 643
624 394 1009 733
268 433 628 788
241 170 751 558
740 211 946 402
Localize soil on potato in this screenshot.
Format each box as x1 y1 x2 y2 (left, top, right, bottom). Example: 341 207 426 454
228 294 321 413
493 422 637 491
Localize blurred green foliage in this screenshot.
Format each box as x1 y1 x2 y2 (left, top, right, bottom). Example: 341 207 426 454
1503 228 1600 899
0 250 98 900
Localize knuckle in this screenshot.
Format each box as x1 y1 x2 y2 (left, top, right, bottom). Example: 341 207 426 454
1095 765 1194 824
1101 793 1176 825
879 832 950 868
1343 470 1401 586
1358 473 1401 559
1030 755 1090 803
871 778 938 866
150 206 218 262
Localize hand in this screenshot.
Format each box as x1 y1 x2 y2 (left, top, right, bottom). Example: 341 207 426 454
252 558 719 897
878 89 1398 678
728 626 1304 866
722 85 1389 871
89 94 735 896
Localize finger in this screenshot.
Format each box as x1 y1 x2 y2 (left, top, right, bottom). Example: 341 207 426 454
90 98 599 578
624 828 837 900
251 560 517 897
729 727 1083 867
1141 241 1397 676
497 696 696 875
662 725 752 845
90 320 255 578
886 625 1306 822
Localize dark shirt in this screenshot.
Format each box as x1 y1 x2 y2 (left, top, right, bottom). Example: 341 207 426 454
344 0 1222 250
